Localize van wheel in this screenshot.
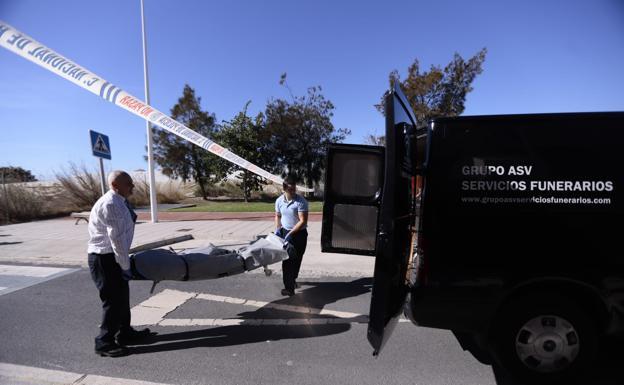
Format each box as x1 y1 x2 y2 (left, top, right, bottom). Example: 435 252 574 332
493 295 597 383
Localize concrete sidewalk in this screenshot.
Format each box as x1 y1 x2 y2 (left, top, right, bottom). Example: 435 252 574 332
0 216 374 278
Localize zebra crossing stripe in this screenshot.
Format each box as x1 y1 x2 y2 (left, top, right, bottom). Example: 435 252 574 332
131 289 411 327
0 264 79 296
0 362 173 385
0 265 69 277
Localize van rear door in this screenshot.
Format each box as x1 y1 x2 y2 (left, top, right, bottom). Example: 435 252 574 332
367 84 419 355
320 84 420 355
321 144 384 256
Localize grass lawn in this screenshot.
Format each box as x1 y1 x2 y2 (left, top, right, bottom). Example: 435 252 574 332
169 201 323 213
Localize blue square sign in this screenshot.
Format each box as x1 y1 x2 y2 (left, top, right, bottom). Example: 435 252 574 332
89 130 111 160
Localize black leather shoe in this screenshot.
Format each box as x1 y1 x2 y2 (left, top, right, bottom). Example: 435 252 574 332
95 343 129 357
117 328 156 345
281 289 294 296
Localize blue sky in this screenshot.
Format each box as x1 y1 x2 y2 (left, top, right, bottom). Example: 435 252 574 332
1 0 623 180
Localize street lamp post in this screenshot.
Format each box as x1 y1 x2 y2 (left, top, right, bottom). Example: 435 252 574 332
140 0 158 223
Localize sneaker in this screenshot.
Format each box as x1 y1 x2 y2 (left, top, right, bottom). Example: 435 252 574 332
95 343 129 357
281 289 294 296
117 328 155 345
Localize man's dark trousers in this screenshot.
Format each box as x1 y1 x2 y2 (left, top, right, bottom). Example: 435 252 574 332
88 252 130 349
281 229 307 292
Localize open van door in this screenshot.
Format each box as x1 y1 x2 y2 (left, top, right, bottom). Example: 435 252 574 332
367 84 419 355
320 84 420 354
321 144 384 256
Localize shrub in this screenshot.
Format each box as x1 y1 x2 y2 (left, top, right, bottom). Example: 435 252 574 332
200 181 244 199
156 179 193 203
0 183 47 223
53 164 192 209
54 163 102 210
1 165 194 224
128 173 191 206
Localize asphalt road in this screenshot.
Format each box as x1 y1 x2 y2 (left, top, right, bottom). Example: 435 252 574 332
1 267 623 385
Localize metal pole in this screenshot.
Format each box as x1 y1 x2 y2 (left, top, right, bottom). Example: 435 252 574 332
99 157 106 196
140 0 158 223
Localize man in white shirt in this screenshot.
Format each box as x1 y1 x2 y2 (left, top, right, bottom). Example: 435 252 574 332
87 170 153 357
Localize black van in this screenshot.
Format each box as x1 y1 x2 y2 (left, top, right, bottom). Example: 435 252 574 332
321 84 624 383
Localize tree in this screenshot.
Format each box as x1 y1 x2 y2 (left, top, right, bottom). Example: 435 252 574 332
0 166 37 183
264 74 351 192
363 132 385 146
217 101 270 202
376 48 487 127
152 84 225 199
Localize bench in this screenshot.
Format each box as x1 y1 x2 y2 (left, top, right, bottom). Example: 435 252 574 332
70 212 90 225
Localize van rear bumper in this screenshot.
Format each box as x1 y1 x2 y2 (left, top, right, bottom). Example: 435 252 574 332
407 284 624 337
404 288 499 334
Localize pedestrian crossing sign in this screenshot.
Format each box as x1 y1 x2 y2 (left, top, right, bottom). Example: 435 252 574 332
89 130 112 160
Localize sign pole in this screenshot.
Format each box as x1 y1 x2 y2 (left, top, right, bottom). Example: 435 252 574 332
99 157 106 196
141 0 158 223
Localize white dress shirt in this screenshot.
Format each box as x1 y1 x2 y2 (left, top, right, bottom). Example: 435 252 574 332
87 190 135 270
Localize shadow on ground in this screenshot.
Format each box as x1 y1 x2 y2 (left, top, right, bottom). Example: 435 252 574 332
131 278 372 355
0 241 22 246
130 323 349 354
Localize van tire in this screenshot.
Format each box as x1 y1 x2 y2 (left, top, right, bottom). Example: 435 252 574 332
492 294 598 384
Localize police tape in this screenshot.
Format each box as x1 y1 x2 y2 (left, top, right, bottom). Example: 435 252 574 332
0 21 313 192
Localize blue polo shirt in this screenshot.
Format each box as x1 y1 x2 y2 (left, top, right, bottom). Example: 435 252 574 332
275 193 308 230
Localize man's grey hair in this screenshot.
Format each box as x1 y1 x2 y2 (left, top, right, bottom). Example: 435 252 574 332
107 170 130 188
